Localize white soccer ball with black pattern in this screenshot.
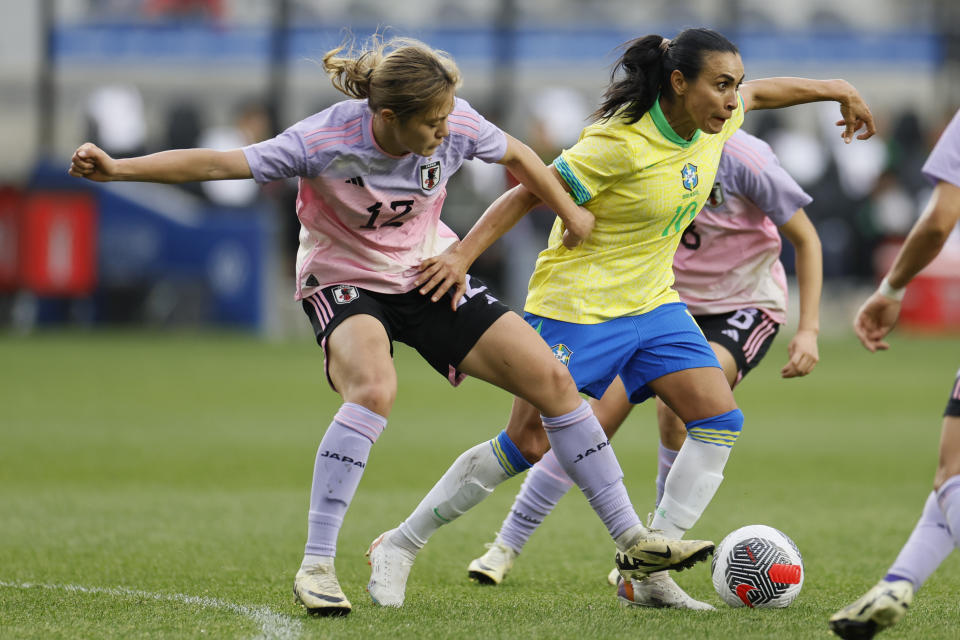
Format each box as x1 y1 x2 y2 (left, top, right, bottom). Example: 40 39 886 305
711 524 804 608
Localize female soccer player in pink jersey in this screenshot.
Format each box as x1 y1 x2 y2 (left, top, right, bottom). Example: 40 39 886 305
69 35 712 616
829 109 960 639
394 27 873 609
466 127 823 608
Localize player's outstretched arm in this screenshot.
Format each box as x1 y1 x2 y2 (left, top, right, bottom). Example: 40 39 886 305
497 133 594 247
739 77 876 143
778 208 822 377
854 180 960 352
69 142 253 184
416 184 541 307
417 135 595 308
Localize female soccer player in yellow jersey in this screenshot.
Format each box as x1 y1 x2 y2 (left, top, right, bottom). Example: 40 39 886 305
465 127 823 609
366 27 875 607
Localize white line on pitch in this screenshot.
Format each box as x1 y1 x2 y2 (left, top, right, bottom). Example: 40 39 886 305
0 580 303 640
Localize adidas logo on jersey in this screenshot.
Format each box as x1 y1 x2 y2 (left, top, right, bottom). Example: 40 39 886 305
345 176 365 187
722 328 740 341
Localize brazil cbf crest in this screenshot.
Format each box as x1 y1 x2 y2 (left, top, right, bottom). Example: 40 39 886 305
681 163 699 191
420 161 441 191
551 343 573 366
332 285 359 304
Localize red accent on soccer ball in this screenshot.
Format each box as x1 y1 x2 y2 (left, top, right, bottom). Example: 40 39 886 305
768 563 802 584
736 583 756 607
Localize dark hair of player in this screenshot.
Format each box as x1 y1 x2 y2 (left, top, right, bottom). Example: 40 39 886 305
593 27 739 125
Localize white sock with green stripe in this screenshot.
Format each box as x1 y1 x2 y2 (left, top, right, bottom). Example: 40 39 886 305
652 409 742 538
397 430 531 552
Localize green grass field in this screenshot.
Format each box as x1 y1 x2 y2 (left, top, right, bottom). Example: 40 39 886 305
2 329 958 639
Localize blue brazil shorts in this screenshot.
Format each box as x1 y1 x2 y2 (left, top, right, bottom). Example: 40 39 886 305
525 302 720 404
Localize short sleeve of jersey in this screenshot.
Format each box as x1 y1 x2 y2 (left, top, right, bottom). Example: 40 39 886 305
243 125 310 184
449 97 508 164
555 126 637 205
732 137 812 226
922 109 960 189
727 92 746 139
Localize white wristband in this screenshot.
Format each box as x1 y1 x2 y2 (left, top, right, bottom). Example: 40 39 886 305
878 276 906 301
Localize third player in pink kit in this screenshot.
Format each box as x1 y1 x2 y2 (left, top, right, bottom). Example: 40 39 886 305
830 109 960 639
468 128 825 609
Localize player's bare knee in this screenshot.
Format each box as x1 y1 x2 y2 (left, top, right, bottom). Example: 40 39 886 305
505 412 550 463
542 359 579 400
656 400 686 438
510 428 549 464
517 359 578 415
933 461 960 490
342 378 396 417
515 442 546 465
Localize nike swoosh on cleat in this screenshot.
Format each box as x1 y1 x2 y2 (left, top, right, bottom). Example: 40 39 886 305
303 589 345 603
641 547 674 559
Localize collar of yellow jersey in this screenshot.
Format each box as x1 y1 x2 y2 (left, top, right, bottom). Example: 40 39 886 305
650 93 701 148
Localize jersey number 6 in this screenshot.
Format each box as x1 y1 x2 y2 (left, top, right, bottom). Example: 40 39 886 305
680 222 701 250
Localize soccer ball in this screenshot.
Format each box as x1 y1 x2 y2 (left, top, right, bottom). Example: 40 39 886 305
711 524 804 608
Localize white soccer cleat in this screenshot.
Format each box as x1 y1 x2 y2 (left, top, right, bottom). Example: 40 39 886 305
293 559 352 616
468 542 518 585
615 530 714 581
366 529 416 607
616 571 716 610
607 567 620 586
829 579 914 640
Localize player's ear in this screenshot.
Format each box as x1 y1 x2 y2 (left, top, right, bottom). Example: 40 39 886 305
379 108 398 125
670 69 687 96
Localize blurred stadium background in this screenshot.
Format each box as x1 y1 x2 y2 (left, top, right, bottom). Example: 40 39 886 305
1 0 960 335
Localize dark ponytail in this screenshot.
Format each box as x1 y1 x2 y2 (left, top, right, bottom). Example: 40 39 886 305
593 28 739 125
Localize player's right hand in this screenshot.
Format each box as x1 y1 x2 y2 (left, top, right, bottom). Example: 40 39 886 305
833 80 876 143
853 291 901 352
68 142 117 182
417 242 471 310
560 205 595 249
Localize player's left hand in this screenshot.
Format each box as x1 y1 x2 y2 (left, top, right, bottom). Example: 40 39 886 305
781 328 819 378
417 242 471 310
833 81 876 143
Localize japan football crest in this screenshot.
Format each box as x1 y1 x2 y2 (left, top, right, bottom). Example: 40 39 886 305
332 285 359 304
420 161 441 191
681 163 699 191
707 181 725 208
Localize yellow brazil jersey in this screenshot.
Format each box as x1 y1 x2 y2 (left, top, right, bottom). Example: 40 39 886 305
524 94 744 324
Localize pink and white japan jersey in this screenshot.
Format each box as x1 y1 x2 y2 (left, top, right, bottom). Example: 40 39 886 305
242 97 507 299
673 129 812 323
